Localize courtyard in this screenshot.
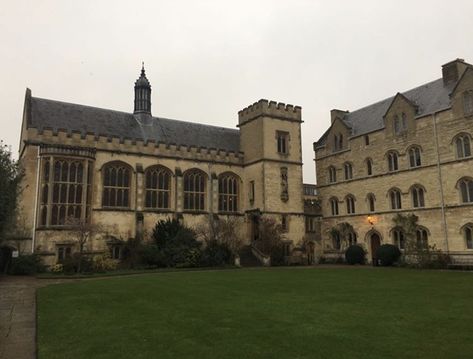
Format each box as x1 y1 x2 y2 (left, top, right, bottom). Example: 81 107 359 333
36 267 473 359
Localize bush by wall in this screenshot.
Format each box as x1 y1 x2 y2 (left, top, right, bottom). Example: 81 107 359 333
345 245 366 265
376 244 401 266
8 254 45 275
200 240 232 267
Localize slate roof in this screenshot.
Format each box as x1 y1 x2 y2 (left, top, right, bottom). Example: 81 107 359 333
315 77 455 146
28 96 241 153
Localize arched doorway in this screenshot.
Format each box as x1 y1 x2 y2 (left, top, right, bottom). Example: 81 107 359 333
0 246 13 274
370 233 381 265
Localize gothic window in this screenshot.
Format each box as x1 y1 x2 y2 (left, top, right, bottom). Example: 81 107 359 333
346 195 356 214
183 169 206 211
218 173 239 212
305 216 317 233
367 193 376 212
40 158 92 227
348 232 357 245
393 228 405 249
328 166 337 183
458 178 473 203
144 166 171 209
102 162 131 208
455 134 471 158
409 146 422 168
276 131 289 154
464 224 473 249
416 228 428 249
387 151 399 172
464 91 473 115
330 197 339 216
411 185 425 208
366 158 373 176
344 162 353 180
389 188 402 210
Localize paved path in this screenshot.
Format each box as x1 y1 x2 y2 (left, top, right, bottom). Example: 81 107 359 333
0 276 68 359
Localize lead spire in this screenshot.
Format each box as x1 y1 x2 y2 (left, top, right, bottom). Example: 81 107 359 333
134 63 152 115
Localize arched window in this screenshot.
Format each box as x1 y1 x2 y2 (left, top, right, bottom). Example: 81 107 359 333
183 169 206 211
392 228 405 249
367 193 376 212
102 162 131 208
218 173 239 212
455 134 471 158
144 166 171 209
348 231 357 246
346 195 356 214
389 188 402 210
463 224 473 249
344 162 353 180
387 151 399 172
330 197 339 216
464 91 473 115
416 228 428 249
411 185 425 208
328 166 337 183
40 158 92 226
366 158 373 176
458 178 473 203
408 146 422 168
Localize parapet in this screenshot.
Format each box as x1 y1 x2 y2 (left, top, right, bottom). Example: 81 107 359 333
238 99 302 126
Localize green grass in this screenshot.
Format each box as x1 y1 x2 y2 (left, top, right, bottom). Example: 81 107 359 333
37 267 473 359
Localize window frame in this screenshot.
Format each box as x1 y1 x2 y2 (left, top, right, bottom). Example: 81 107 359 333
330 197 339 216
411 185 425 208
387 151 399 172
218 172 239 213
463 91 473 116
408 146 422 168
276 131 289 155
455 134 471 159
183 169 207 211
346 195 356 214
144 165 172 210
328 166 337 183
102 161 132 209
344 162 353 180
389 188 402 210
458 178 473 204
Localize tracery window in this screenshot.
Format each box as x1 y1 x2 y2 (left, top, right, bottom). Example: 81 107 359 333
102 163 131 208
218 173 239 212
367 193 376 212
184 169 206 211
393 228 405 249
366 158 373 176
389 188 402 210
328 166 337 183
455 134 471 158
408 146 422 168
145 166 171 209
40 158 92 226
346 195 356 214
458 178 473 203
344 162 353 180
416 228 428 249
387 151 399 172
411 185 425 208
330 197 339 216
464 225 473 249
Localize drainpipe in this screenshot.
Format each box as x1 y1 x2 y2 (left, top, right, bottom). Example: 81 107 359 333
432 113 449 252
31 146 41 253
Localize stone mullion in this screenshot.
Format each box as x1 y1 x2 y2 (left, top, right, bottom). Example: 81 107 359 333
81 159 89 222
46 156 54 226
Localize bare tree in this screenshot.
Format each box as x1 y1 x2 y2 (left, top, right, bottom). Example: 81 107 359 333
66 217 106 273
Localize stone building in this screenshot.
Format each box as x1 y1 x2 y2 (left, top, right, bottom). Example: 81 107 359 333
14 65 317 266
313 59 473 262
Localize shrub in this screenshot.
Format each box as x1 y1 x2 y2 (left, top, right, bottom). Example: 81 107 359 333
270 245 286 266
162 228 201 267
200 240 232 267
93 253 119 272
138 245 165 268
152 218 182 249
61 254 93 274
8 254 45 275
345 245 366 265
376 244 401 266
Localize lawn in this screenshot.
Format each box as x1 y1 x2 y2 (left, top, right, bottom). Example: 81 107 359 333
37 267 473 359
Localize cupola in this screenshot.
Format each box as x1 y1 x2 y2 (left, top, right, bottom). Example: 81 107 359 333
134 63 152 115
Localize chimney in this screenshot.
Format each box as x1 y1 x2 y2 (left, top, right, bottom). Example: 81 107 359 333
442 58 470 86
330 109 349 124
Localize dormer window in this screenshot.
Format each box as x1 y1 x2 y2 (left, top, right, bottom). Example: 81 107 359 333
333 133 343 152
464 91 473 115
276 131 289 155
394 113 408 135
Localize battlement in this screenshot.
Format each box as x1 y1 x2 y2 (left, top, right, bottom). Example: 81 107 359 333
238 99 301 126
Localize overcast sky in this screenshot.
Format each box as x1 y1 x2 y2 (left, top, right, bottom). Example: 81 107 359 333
1 0 473 183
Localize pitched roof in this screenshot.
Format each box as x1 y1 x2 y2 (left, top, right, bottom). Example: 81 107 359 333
28 96 241 153
315 78 454 146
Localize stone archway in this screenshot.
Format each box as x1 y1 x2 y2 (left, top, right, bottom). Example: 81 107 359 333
365 230 382 264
